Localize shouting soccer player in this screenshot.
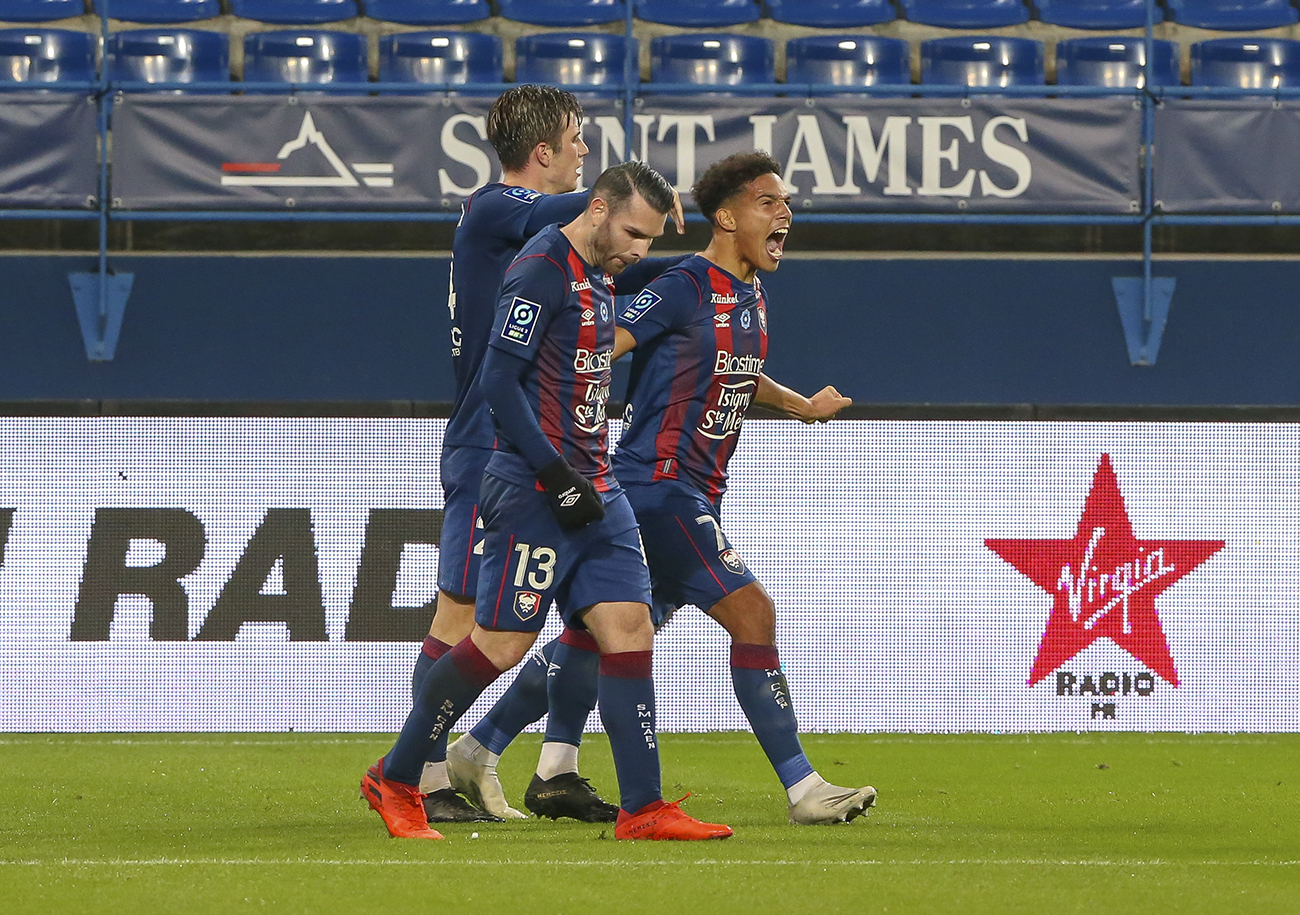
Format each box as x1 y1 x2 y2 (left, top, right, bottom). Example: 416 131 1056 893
450 152 875 827
420 85 684 823
362 161 731 842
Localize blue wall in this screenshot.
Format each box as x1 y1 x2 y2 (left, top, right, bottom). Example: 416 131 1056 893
1 253 1296 405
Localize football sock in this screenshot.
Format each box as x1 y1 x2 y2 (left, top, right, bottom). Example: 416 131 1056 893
541 627 600 747
786 771 825 806
419 760 452 794
411 635 453 703
383 637 502 786
536 741 580 780
730 643 815 790
467 638 556 755
598 650 661 815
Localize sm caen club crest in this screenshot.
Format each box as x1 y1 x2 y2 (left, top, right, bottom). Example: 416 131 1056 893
986 454 1223 720
513 590 542 621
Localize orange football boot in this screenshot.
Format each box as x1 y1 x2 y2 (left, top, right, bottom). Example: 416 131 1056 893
614 795 733 841
360 758 444 840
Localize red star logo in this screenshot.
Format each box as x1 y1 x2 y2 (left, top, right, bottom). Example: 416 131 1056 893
986 454 1223 688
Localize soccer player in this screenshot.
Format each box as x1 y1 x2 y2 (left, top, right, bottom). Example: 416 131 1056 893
449 152 876 827
362 161 732 842
420 85 683 823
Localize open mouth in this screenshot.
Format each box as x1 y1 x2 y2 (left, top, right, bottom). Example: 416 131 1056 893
766 227 789 260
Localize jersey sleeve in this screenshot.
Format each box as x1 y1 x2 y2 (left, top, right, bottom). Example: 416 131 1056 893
612 254 692 298
477 187 588 243
616 267 702 348
488 250 569 363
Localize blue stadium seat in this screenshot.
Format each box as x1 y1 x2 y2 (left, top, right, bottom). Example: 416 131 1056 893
499 0 625 26
379 30 500 85
105 28 228 87
361 0 488 24
651 34 774 86
786 36 910 87
0 0 83 21
243 29 368 86
1191 38 1300 88
1034 0 1162 28
92 0 220 22
921 37 1044 86
768 0 895 26
636 0 760 26
902 0 1030 27
229 0 359 24
0 27 93 82
1055 37 1179 88
515 32 633 90
1167 0 1297 29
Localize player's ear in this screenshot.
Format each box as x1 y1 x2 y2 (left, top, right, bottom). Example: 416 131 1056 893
715 206 737 232
534 141 552 168
589 196 608 224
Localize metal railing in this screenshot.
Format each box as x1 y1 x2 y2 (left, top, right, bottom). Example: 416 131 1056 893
0 1 1293 364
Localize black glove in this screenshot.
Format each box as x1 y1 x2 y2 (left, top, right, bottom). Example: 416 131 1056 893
536 456 605 530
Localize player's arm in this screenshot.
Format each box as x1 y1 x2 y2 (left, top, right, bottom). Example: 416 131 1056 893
614 255 692 297
519 191 589 237
612 269 700 362
613 326 637 361
755 374 853 424
483 257 604 527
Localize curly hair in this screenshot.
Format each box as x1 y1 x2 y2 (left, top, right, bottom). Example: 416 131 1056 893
692 152 782 226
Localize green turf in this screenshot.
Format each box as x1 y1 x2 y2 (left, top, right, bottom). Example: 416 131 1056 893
2 732 1296 914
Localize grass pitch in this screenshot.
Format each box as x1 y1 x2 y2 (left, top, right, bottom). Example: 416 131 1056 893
2 732 1296 914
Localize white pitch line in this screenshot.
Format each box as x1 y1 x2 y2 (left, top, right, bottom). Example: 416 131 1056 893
1 859 1296 868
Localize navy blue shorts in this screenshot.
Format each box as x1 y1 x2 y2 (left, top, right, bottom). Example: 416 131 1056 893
623 479 758 620
474 472 653 633
437 445 492 599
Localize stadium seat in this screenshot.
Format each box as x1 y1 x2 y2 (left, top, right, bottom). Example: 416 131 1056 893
1055 37 1179 88
901 0 1030 28
91 0 220 22
515 32 634 90
361 0 488 24
921 37 1044 86
229 0 359 25
498 0 625 26
243 29 368 87
768 0 895 26
0 0 83 22
636 0 760 27
1167 0 1297 29
379 30 500 85
1033 0 1162 28
1191 37 1300 88
0 26 94 82
105 27 228 87
650 34 774 87
785 36 910 88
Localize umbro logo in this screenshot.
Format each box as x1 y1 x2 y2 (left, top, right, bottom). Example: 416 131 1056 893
713 313 731 327
559 487 581 508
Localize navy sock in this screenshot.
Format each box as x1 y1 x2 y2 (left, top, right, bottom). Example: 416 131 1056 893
468 638 556 755
383 637 502 786
411 635 452 704
730 643 815 789
542 628 600 747
598 650 661 815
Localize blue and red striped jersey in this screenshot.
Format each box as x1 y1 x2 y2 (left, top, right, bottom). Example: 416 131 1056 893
483 224 619 492
612 254 769 502
443 183 587 450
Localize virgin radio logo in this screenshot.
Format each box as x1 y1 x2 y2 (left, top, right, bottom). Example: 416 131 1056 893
986 455 1223 716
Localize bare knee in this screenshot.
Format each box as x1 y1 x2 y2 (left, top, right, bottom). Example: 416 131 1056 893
707 581 776 646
